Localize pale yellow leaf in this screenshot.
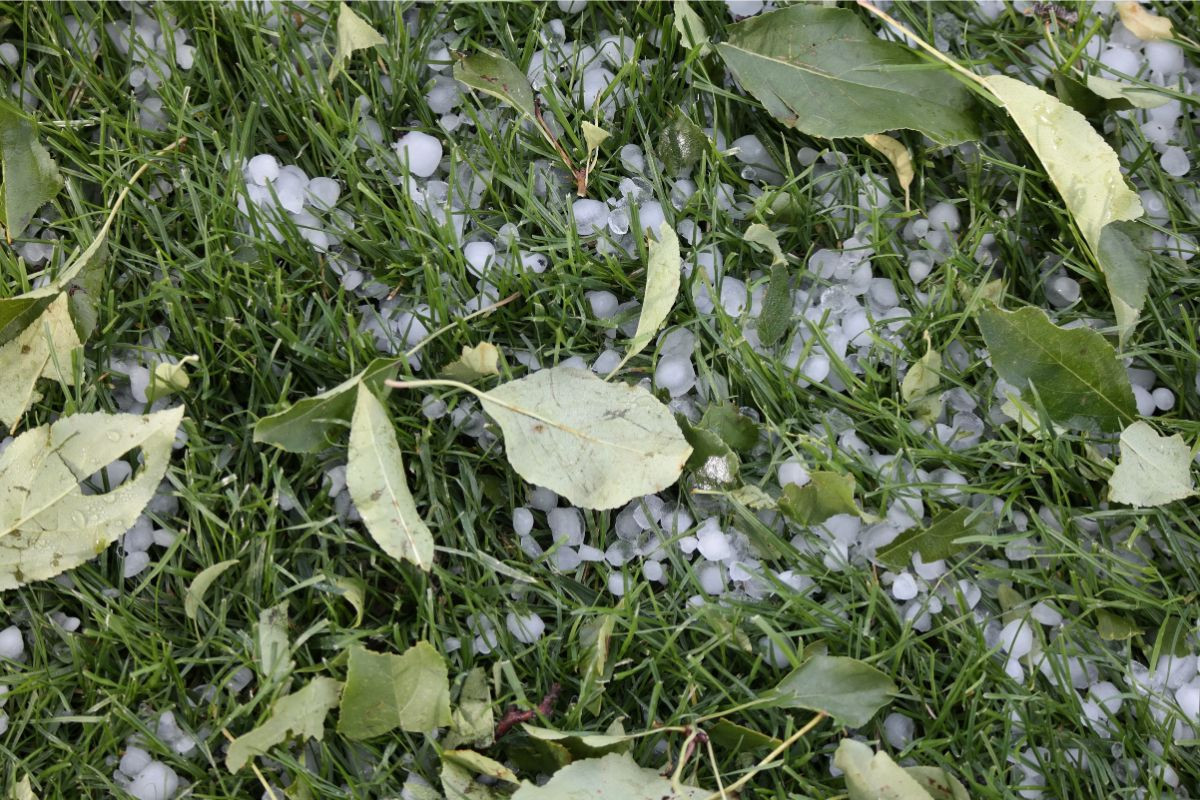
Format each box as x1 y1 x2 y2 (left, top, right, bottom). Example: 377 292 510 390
1117 1 1173 40
864 133 914 209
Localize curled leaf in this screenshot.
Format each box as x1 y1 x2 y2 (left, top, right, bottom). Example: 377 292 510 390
864 133 914 208
1117 1 1173 40
452 49 537 120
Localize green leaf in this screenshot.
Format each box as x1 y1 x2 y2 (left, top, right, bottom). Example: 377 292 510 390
328 2 386 82
757 263 792 348
655 109 708 175
479 366 692 510
445 667 494 750
225 677 342 772
777 471 864 526
257 602 292 683
0 293 81 430
904 766 971 800
835 739 936 800
977 304 1135 433
717 6 980 143
611 223 681 374
0 406 183 589
1052 72 1108 117
510 752 707 800
698 403 760 452
876 507 991 569
14 774 36 800
1151 616 1192 660
336 642 451 739
1085 75 1171 109
676 413 738 473
0 100 62 239
578 613 616 713
672 0 709 53
252 357 399 453
727 483 776 510
766 655 895 728
1097 220 1152 345
441 759 506 800
1108 421 1196 507
184 559 238 621
442 750 519 785
146 355 199 402
330 574 367 626
708 719 782 754
582 121 610 153
522 724 635 759
901 343 941 404
347 385 435 570
452 49 537 120
1097 608 1137 641
440 342 502 383
744 223 786 266
982 75 1144 331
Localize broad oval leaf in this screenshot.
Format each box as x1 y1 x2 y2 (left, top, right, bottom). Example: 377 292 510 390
511 752 707 800
479 367 691 510
1108 421 1196 508
347 385 434 570
0 293 81 429
452 49 537 120
257 601 293 683
252 357 398 453
656 110 708 174
337 642 451 740
522 724 634 759
184 558 238 621
328 2 386 82
611 223 681 375
0 406 183 589
977 304 1135 433
225 677 342 772
0 99 63 240
445 667 494 750
778 471 864 527
766 654 896 728
717 5 981 143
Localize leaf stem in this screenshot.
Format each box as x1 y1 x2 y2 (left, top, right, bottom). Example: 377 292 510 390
698 712 826 800
401 291 519 359
854 0 988 90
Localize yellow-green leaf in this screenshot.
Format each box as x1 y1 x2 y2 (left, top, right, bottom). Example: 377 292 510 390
147 354 199 402
225 677 342 772
440 342 502 383
864 133 914 208
184 559 238 621
328 2 386 82
0 293 81 430
611 223 681 375
0 99 62 240
673 0 709 53
582 121 610 153
336 642 451 740
1117 1 1173 40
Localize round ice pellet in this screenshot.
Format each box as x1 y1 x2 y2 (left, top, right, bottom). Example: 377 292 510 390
393 131 443 178
883 712 915 749
530 486 558 512
801 354 830 383
1046 275 1080 308
126 761 179 800
0 626 23 660
463 241 495 276
927 202 961 232
643 560 663 581
778 460 809 488
513 507 534 537
506 611 545 644
246 153 279 186
586 290 619 318
1153 387 1176 411
120 747 153 779
305 177 340 211
638 200 666 237
1145 40 1184 77
1161 146 1190 177
0 43 17 67
891 572 919 601
1098 46 1140 79
572 198 609 236
999 618 1033 658
1133 384 1156 417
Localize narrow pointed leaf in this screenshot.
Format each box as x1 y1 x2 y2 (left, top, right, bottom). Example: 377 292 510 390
1108 421 1195 507
744 223 785 265
0 406 183 589
1085 75 1171 110
1097 220 1152 345
673 0 709 53
767 655 896 728
876 507 992 569
522 725 635 758
337 642 451 740
480 367 691 510
452 49 536 119
0 100 62 239
708 719 781 754
225 677 342 772
864 133 914 207
757 263 792 347
329 2 386 82
347 385 434 570
0 293 81 429
257 602 292 683
184 558 238 620
717 5 981 143
613 223 680 373
977 304 1135 432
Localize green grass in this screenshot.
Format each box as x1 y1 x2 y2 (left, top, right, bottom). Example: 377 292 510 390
3 1 1200 798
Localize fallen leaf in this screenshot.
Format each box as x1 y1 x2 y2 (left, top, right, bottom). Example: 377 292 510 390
864 133 914 208
655 109 708 175
445 667 494 749
765 654 895 728
1108 421 1195 507
337 642 451 739
0 293 81 430
1097 608 1137 641
257 602 292 683
757 263 792 347
330 574 366 626
14 774 36 800
718 5 980 143
1117 1 1173 40
610 223 681 375
440 342 501 383
452 49 537 120
0 406 183 589
673 0 709 53
876 507 992 569
479 367 692 510
1084 75 1171 110
146 355 199 402
835 738 937 800
1097 220 1152 345
328 2 386 82
225 677 342 771
977 303 1135 432
0 99 62 240
522 724 635 759
578 613 615 713
184 559 238 621
581 121 610 152
707 719 781 754
442 750 519 785
744 223 786 266
510 752 707 800
778 471 865 526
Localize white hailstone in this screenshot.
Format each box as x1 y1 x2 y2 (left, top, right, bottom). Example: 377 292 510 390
1148 100 1183 128
670 180 697 209
654 356 695 396
1089 681 1123 714
520 252 549 273
152 530 177 549
891 572 919 601
513 507 534 537
550 546 582 572
129 365 151 403
841 309 871 347
394 132 443 178
927 202 961 232
867 278 898 309
1133 385 1156 417
0 626 23 660
273 171 306 214
778 460 809 488
1045 275 1081 307
581 67 614 109
759 637 790 669
643 561 663 581
696 525 733 561
725 0 765 18
120 747 153 778
463 241 496 276
1141 189 1169 220
1098 46 1140 79
586 290 619 318
421 394 447 420
572 198 609 236
506 612 546 644
632 496 665 528
696 562 726 594
607 572 628 596
529 486 558 512
1155 655 1197 690
426 78 461 114
519 536 543 559
592 350 622 374
1004 657 1024 683
227 667 254 693
1153 387 1176 411
999 618 1034 658
548 507 584 546
1175 683 1200 722
0 43 17 67
560 355 588 371
1145 40 1184 76
246 154 280 186
912 555 947 581
557 0 586 12
1161 146 1190 177
956 580 982 610
638 200 666 237
578 544 605 562
305 177 340 211
1029 602 1063 626
126 761 179 800
800 354 830 383
883 712 915 749
123 551 151 578
123 525 154 554
619 143 645 174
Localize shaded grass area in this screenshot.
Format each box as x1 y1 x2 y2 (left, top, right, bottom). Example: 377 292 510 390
1 1 1200 797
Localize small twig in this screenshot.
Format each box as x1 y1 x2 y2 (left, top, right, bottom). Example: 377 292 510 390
699 712 826 800
401 291 519 360
533 102 589 197
494 682 561 740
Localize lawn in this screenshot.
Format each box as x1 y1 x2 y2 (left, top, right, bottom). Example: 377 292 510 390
2 1 1200 798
